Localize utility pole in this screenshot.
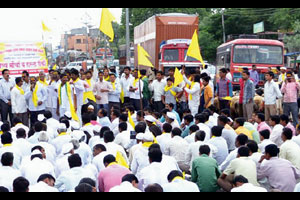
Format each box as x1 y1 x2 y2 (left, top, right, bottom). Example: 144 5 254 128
126 8 131 67
221 8 226 43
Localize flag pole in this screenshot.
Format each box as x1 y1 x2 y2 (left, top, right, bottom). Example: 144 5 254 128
138 64 143 111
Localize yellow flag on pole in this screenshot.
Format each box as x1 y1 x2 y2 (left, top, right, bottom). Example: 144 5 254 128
99 8 116 42
174 67 183 87
186 29 205 66
137 44 154 68
42 21 51 32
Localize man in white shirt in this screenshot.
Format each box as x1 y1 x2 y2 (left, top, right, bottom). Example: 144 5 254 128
258 129 275 154
164 128 189 173
55 154 95 192
11 77 28 126
162 170 200 192
108 73 121 114
149 71 166 112
231 175 267 192
10 117 30 141
0 132 22 169
29 173 58 192
195 113 211 141
156 123 172 154
0 152 22 192
20 149 55 185
263 71 282 122
120 67 134 105
50 123 72 155
279 127 300 169
114 122 131 150
25 76 47 127
269 115 284 147
183 73 201 117
47 71 61 120
0 69 15 125
97 108 112 128
92 143 110 173
109 174 141 192
13 128 32 157
93 70 112 112
129 69 143 111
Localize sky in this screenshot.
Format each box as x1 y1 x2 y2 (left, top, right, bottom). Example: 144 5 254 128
0 8 123 48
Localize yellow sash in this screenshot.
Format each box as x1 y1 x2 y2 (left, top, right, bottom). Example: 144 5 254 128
133 78 139 87
0 131 3 135
120 88 125 103
58 82 79 122
111 81 116 90
104 76 110 81
39 79 48 86
58 132 67 136
84 122 92 127
107 161 118 167
164 84 177 97
83 79 96 102
142 141 154 148
171 176 184 182
189 81 195 100
32 84 39 107
3 143 12 147
116 151 129 169
15 85 24 95
128 111 135 129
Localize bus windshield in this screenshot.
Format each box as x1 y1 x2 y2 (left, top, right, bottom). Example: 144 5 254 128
233 44 283 65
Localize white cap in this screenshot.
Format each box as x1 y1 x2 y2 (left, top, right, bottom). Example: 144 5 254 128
88 105 94 109
37 114 45 122
64 111 72 119
143 133 154 142
61 143 74 155
136 133 144 140
58 123 67 130
70 121 80 130
281 67 287 70
166 112 176 120
145 115 156 123
31 149 42 156
71 130 85 141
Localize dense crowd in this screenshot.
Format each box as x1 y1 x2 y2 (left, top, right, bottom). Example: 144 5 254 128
0 64 300 192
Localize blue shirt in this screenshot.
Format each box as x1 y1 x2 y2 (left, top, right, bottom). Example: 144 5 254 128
181 121 195 138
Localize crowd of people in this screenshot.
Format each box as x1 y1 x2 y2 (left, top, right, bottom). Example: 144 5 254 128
0 64 300 192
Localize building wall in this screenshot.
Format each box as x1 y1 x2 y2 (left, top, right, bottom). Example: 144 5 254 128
67 35 96 57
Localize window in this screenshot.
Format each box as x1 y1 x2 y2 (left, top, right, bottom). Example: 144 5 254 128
184 49 199 61
163 49 179 61
233 45 283 65
76 39 81 44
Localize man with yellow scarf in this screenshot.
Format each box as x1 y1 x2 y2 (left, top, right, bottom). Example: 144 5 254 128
70 69 85 124
162 77 182 111
24 76 47 127
128 69 143 111
183 72 201 117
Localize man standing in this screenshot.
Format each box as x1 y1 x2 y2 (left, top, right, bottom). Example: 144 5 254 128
129 69 143 111
249 65 259 87
263 71 282 122
216 68 233 110
70 69 85 124
25 76 47 127
108 73 121 113
93 70 112 112
281 71 300 127
140 69 151 108
21 70 30 92
120 66 133 105
11 77 28 126
47 71 61 120
149 71 166 112
241 70 255 121
0 69 14 124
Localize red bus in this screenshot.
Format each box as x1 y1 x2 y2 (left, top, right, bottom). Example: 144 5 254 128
215 38 284 90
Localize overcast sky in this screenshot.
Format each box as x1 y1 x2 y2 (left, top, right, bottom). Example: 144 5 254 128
0 8 122 48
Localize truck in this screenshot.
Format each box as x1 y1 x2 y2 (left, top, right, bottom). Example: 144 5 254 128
94 47 114 68
134 13 200 73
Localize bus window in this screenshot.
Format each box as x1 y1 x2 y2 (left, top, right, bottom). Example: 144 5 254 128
163 49 179 61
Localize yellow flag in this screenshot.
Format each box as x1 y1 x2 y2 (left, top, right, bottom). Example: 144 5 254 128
186 29 204 66
128 111 135 129
174 68 183 87
42 21 51 32
137 44 154 68
99 8 116 42
53 64 57 70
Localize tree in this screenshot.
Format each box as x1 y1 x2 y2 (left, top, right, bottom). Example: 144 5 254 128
284 20 300 52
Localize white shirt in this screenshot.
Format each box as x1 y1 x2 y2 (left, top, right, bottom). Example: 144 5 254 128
131 145 149 179
50 134 72 155
208 136 229 166
38 141 57 166
165 136 189 164
270 124 284 147
183 75 200 106
114 131 131 150
231 183 267 192
74 142 93 166
10 123 30 141
156 133 172 154
120 74 134 98
72 79 85 107
226 72 233 82
279 140 300 169
258 139 276 154
0 78 14 103
12 138 32 157
59 83 76 111
264 80 282 105
92 151 110 173
221 128 237 151
149 79 167 101
109 181 141 192
11 86 28 114
197 123 211 142
128 78 143 99
105 142 129 164
55 166 95 192
29 181 59 192
0 166 21 192
47 80 61 109
139 162 175 191
219 148 238 172
0 145 22 169
185 141 218 169
162 178 200 192
25 84 48 111
108 80 121 103
292 135 300 148
20 157 55 185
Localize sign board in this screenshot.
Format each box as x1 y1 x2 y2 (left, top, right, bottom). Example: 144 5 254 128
253 22 264 34
0 42 48 77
